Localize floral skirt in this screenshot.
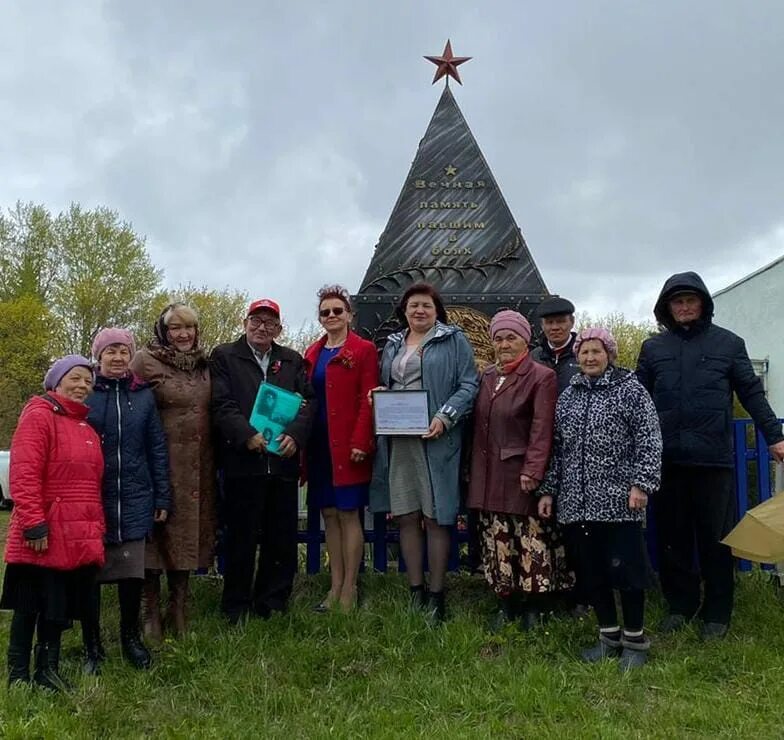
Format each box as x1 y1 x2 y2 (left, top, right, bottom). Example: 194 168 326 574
478 511 575 596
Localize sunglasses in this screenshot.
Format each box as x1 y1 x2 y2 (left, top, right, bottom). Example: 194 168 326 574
319 307 346 318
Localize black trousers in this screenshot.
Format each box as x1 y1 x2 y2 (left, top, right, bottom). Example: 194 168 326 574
565 521 649 631
654 464 736 624
221 475 299 618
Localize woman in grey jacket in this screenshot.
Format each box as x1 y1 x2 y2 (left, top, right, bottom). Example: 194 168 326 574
539 327 662 670
370 283 478 620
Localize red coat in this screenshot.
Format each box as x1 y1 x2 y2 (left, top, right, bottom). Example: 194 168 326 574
303 331 379 486
4 393 106 570
467 355 557 516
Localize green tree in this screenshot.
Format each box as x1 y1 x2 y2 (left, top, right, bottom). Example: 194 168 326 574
0 201 163 356
0 296 53 447
53 204 162 356
0 202 60 302
144 284 249 352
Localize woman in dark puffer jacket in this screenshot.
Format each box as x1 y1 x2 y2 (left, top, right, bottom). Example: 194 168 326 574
83 328 171 672
1 355 105 691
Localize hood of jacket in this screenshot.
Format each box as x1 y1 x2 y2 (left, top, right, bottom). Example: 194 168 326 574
653 271 714 330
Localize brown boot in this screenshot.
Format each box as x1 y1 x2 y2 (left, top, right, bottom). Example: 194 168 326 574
142 572 163 645
166 570 189 639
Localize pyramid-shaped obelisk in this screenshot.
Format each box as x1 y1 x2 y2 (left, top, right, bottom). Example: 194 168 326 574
353 45 549 353
358 85 546 296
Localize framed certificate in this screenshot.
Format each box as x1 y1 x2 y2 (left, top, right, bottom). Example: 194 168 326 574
373 389 430 436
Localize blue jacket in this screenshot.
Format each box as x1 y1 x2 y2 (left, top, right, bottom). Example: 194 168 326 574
636 271 783 468
86 374 171 544
370 322 479 525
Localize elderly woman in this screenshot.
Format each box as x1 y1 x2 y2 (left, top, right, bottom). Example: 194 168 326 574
83 328 171 672
130 303 216 640
468 310 573 631
370 282 478 620
1 356 105 690
303 286 378 612
539 328 662 670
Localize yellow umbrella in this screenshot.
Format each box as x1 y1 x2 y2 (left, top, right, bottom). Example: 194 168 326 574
722 491 784 563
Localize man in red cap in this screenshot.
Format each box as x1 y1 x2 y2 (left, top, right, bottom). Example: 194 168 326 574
210 298 315 624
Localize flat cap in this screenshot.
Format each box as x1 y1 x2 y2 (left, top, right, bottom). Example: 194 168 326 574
537 296 575 318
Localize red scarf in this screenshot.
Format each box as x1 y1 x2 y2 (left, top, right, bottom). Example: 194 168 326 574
498 349 528 375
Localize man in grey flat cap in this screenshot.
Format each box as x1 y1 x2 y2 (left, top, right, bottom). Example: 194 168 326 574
530 296 581 395
530 295 587 616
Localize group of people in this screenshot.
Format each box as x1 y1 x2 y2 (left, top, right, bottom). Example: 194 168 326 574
3 271 783 688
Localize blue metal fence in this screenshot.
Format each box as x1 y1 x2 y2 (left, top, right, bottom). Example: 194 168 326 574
294 419 779 574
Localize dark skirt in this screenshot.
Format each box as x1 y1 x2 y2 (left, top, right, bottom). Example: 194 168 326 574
307 427 369 512
564 521 651 593
478 511 575 595
0 563 98 625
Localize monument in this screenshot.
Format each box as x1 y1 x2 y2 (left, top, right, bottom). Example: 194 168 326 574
353 40 549 367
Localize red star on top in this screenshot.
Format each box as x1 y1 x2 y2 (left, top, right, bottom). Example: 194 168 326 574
424 39 472 85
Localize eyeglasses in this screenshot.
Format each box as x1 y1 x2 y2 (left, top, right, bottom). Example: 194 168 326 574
319 307 346 318
247 316 279 329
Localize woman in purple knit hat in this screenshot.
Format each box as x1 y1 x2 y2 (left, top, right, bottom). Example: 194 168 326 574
539 327 662 670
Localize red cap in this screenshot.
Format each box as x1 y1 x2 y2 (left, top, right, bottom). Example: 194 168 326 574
247 298 281 318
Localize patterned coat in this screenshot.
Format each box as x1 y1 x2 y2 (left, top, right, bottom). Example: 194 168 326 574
541 367 662 524
130 347 217 570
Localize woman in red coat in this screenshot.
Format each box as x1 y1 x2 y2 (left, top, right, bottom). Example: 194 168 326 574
303 285 378 611
468 311 573 631
1 355 105 690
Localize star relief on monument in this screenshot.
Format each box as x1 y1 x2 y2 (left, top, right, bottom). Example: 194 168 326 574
444 165 458 177
424 39 472 85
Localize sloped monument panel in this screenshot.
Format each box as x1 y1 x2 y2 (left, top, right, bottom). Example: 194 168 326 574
358 86 547 295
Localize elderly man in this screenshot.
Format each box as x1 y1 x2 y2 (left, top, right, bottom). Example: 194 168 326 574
637 272 784 639
530 296 581 395
211 298 316 624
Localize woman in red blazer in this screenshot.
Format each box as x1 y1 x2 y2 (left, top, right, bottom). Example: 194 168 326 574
303 285 379 611
1 355 105 691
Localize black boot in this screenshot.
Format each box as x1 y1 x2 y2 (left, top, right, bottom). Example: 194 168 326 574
489 595 515 632
119 578 152 670
120 628 152 670
409 584 427 611
82 623 105 676
619 633 650 671
425 590 446 623
82 584 105 675
7 612 35 686
33 626 70 692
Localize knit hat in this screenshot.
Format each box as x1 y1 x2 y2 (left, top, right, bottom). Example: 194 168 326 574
92 327 136 361
573 327 618 362
43 354 93 392
489 310 532 343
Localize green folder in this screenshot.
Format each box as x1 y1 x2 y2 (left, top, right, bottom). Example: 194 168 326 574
249 382 303 456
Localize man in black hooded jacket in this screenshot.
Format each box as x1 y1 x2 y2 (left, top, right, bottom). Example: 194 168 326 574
636 271 784 639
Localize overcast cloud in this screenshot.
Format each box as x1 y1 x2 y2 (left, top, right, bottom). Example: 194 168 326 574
2 1 783 328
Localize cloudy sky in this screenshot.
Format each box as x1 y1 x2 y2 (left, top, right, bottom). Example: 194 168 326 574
2 1 783 328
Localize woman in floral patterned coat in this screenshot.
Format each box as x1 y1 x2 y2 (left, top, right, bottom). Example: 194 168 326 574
468 310 573 631
539 327 662 671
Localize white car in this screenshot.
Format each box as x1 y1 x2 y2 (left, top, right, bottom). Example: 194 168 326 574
0 450 11 509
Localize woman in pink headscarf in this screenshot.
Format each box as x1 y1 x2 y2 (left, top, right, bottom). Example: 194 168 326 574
539 327 662 671
468 310 574 632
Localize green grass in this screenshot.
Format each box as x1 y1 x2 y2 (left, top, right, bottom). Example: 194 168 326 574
1 521 784 738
